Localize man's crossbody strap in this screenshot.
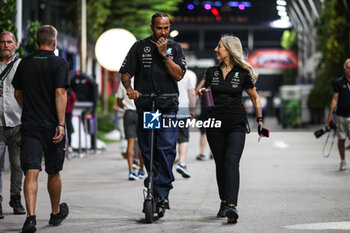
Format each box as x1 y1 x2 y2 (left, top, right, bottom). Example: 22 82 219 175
0 57 18 80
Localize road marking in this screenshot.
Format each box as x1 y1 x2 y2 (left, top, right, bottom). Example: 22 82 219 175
284 222 350 230
273 140 289 149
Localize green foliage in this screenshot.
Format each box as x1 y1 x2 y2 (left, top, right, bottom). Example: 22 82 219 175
25 21 41 55
96 95 116 133
0 0 24 56
64 0 183 41
281 99 301 127
108 0 183 39
16 42 25 58
0 1 41 57
281 30 296 50
282 69 297 85
97 131 118 144
307 0 350 114
0 0 17 35
87 0 112 40
64 0 112 41
97 111 114 133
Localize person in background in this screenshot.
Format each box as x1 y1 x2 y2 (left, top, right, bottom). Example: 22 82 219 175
273 92 281 124
0 31 26 219
175 70 196 178
199 34 267 223
327 58 350 171
65 89 76 153
116 80 145 181
12 25 69 233
260 92 268 117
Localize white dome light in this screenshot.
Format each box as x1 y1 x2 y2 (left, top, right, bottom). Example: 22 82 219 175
277 0 287 6
278 10 288 17
270 19 292 28
95 28 136 72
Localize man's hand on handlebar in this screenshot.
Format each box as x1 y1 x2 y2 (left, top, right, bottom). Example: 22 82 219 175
126 89 140 99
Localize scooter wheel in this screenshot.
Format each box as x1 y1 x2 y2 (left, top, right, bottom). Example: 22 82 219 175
144 200 153 223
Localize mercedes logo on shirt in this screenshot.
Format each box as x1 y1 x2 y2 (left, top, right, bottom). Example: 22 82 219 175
144 46 151 53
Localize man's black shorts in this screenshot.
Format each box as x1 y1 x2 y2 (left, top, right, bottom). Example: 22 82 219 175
20 129 66 175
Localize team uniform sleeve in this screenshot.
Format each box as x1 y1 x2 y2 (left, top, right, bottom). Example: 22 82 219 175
242 72 254 90
12 60 23 90
54 59 69 89
203 69 212 88
119 42 138 77
333 80 340 93
173 44 187 74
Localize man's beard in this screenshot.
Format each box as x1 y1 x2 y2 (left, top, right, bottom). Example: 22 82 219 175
0 50 14 60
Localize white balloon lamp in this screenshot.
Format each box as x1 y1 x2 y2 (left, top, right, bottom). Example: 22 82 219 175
95 28 136 72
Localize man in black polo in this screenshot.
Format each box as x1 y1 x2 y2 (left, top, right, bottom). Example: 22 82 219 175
12 25 69 233
120 12 186 209
327 58 350 171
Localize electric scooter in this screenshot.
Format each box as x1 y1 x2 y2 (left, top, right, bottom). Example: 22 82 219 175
140 93 178 223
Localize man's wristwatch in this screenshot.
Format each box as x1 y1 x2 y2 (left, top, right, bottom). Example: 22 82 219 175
163 53 171 61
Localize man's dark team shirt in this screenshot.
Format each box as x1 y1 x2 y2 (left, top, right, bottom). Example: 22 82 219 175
120 37 186 112
333 76 350 117
12 50 69 131
204 64 254 115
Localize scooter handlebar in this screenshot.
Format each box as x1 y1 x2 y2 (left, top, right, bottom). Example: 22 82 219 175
139 93 178 98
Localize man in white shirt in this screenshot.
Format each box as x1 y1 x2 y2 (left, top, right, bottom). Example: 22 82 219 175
116 80 145 180
175 71 196 178
0 31 25 219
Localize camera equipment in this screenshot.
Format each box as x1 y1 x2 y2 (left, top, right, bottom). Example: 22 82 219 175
314 121 337 139
258 127 270 137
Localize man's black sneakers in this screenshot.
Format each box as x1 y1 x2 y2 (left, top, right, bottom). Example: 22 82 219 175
225 206 239 223
22 215 36 233
9 194 26 215
49 203 69 226
217 201 228 218
158 197 170 210
0 202 4 219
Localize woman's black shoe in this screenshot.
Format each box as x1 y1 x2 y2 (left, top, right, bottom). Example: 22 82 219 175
217 201 228 218
226 206 239 223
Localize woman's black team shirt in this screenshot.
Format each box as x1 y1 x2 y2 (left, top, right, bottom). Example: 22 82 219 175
204 65 254 132
120 37 187 112
12 50 69 131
